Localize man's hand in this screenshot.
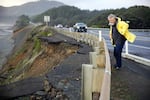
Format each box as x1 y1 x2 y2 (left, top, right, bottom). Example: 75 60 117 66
109 33 112 39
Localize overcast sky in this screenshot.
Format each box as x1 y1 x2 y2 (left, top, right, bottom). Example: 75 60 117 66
0 0 150 10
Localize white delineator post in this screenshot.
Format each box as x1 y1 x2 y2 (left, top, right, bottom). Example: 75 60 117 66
125 41 129 54
69 27 72 32
99 31 102 42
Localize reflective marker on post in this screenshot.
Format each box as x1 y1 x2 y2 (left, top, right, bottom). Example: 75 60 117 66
125 41 129 54
99 31 102 42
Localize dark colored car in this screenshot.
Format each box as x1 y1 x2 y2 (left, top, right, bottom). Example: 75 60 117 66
73 23 87 32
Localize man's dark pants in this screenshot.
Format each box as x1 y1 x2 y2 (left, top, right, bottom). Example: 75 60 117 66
114 42 125 68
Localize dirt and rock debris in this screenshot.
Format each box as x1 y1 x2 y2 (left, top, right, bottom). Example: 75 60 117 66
14 77 69 100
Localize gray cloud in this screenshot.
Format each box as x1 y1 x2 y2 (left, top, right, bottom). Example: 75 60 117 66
56 0 150 10
0 0 150 10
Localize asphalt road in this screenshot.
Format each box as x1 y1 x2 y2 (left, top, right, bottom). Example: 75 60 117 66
12 25 34 51
87 29 150 60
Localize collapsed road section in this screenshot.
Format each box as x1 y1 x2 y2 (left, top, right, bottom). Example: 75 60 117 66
0 25 92 100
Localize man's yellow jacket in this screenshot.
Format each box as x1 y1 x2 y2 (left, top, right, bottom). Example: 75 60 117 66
109 17 136 44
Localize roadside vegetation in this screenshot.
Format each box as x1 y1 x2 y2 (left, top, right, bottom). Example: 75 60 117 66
13 15 30 32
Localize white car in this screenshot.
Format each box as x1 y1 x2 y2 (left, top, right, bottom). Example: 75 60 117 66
56 24 63 28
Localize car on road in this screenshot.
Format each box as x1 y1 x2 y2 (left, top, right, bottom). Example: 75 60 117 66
73 23 87 32
56 24 63 28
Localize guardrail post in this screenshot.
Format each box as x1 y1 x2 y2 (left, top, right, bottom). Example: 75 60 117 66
83 34 86 43
88 34 93 46
82 64 93 100
92 68 104 94
89 52 97 68
94 47 100 54
77 32 80 42
125 41 129 54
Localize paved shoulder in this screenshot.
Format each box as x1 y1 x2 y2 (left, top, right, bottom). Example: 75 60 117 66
110 51 150 100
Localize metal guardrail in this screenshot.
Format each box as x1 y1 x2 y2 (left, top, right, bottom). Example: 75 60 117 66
88 27 150 32
56 28 111 100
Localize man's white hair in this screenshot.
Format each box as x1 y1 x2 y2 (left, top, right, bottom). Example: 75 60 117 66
108 14 117 19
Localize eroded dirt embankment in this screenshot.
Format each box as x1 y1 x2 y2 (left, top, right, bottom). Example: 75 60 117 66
0 25 78 85
25 42 78 78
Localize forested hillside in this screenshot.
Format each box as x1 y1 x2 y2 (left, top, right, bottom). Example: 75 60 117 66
33 6 150 29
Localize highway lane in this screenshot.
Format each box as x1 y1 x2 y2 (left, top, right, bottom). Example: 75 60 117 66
87 29 150 59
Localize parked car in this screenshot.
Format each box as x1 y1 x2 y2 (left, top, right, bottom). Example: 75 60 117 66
73 23 87 32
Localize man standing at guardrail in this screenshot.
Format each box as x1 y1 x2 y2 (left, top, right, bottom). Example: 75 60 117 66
108 14 136 70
